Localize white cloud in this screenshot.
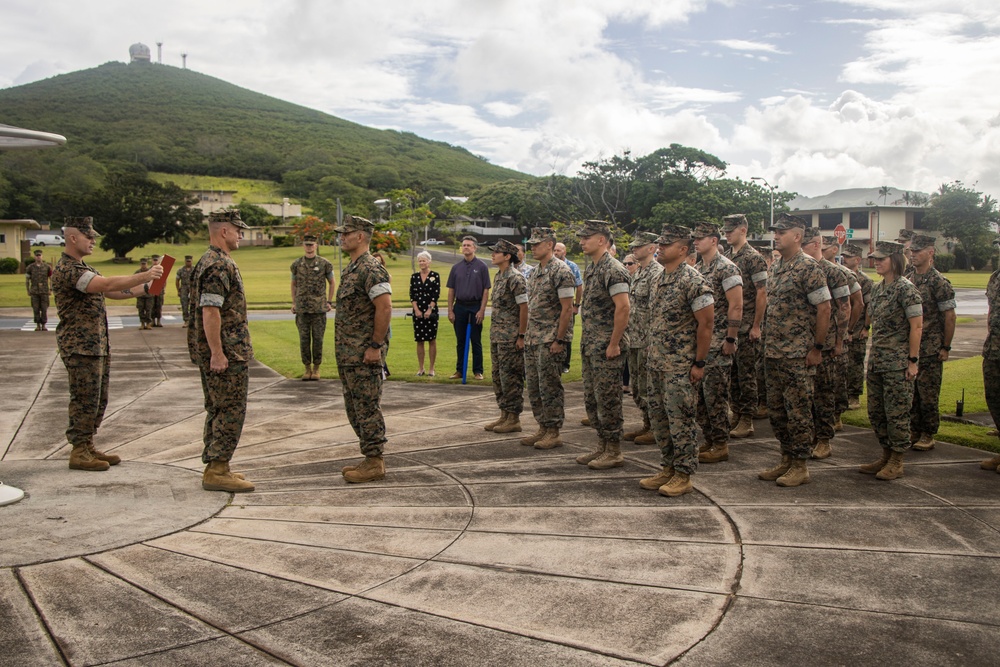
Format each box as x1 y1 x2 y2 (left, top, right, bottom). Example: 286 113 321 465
715 39 787 54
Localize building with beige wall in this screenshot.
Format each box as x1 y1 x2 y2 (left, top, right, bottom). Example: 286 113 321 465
0 219 41 267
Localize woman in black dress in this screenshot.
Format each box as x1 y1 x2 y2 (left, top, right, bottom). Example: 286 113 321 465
410 251 440 376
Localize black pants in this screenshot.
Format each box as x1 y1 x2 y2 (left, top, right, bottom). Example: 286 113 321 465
452 301 484 374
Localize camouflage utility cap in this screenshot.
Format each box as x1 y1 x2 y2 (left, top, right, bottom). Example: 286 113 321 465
486 238 519 256
208 209 249 229
770 213 807 231
691 221 721 239
909 235 936 252
333 215 374 234
577 220 611 238
33 249 43 256
896 229 915 243
821 235 839 249
151 254 161 260
526 227 556 244
722 214 748 232
869 240 905 258
629 231 660 249
303 235 318 244
656 224 692 245
802 226 820 243
64 216 100 238
841 243 864 258
184 255 194 260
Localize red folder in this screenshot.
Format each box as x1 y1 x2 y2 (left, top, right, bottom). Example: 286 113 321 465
147 255 175 297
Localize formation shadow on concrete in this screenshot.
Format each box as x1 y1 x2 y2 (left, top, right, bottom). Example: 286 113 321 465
1 328 999 666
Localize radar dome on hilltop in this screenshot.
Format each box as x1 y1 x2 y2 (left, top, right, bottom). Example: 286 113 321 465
129 43 151 63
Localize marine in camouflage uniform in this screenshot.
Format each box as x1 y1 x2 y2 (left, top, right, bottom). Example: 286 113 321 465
906 235 956 449
575 221 631 469
761 215 832 486
862 241 923 480
841 243 873 407
150 255 165 326
54 216 162 471
638 224 714 497
624 232 663 443
485 239 527 431
291 235 335 380
981 237 1000 473
723 215 768 435
522 228 576 448
25 249 52 330
821 237 863 422
175 255 195 327
334 216 393 483
692 221 743 464
188 210 254 493
134 258 154 329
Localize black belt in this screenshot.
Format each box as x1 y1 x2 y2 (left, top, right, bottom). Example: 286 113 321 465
456 300 481 305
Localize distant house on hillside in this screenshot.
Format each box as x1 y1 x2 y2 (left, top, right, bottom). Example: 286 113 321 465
787 188 931 252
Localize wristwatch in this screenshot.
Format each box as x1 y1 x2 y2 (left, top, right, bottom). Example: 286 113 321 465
369 341 383 349
940 346 951 351
725 336 737 344
908 356 919 363
814 343 825 351
693 359 706 369
517 333 525 338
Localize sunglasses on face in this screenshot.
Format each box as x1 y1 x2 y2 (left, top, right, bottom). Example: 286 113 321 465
623 261 636 266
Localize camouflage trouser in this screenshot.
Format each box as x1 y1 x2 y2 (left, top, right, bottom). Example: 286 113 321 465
812 352 837 441
867 367 914 452
648 368 699 475
199 362 248 463
152 294 163 319
180 295 190 324
62 353 110 447
696 353 733 446
524 343 566 429
582 350 626 441
730 333 760 417
834 350 850 414
847 337 868 398
983 357 1000 434
296 312 328 365
490 341 524 415
766 357 816 459
910 356 943 435
756 342 768 408
340 363 387 456
136 296 153 325
31 294 49 325
628 347 651 414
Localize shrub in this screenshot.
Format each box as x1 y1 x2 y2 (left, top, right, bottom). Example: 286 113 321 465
935 253 956 273
0 257 20 274
271 235 296 248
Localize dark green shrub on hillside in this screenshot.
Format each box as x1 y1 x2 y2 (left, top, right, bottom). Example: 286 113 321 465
0 257 21 274
935 253 955 273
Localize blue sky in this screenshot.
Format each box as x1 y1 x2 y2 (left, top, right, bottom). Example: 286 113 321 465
2 1 998 200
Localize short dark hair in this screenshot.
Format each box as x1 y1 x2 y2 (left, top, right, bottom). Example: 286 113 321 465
461 235 478 245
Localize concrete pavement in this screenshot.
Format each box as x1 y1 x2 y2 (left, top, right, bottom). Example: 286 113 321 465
2 327 999 666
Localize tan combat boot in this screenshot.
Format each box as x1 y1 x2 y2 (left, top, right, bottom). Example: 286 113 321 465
493 413 522 433
634 431 657 445
659 471 693 497
343 456 386 484
730 415 754 439
980 454 1000 470
875 451 905 480
699 442 729 464
311 364 321 381
202 461 255 492
859 449 892 474
520 425 547 447
69 445 110 471
588 440 624 469
484 411 507 431
912 433 934 451
302 365 313 381
833 414 843 432
576 440 606 465
759 454 792 481
534 427 563 450
698 440 712 454
624 417 651 442
580 417 592 427
640 466 674 490
754 404 769 419
776 459 810 487
811 439 832 460
87 444 121 466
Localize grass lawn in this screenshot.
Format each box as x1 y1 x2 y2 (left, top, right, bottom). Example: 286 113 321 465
841 355 999 453
148 173 296 206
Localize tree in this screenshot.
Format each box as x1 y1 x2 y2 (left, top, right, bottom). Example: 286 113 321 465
291 215 333 245
467 179 556 240
381 188 433 270
236 201 277 230
922 181 999 269
84 169 203 259
878 186 892 205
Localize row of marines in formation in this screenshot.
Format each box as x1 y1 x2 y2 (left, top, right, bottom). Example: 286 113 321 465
477 214 985 497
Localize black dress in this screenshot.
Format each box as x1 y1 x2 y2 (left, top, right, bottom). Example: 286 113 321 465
409 270 440 342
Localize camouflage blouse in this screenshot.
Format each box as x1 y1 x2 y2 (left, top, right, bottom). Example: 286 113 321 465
176 265 194 295
626 259 663 349
335 251 392 366
25 261 51 296
291 255 334 313
525 257 576 346
764 251 831 359
725 243 767 334
909 267 956 357
187 246 253 366
696 252 743 350
850 268 874 337
984 269 1000 361
818 258 852 349
647 263 714 373
490 265 528 343
52 253 109 358
868 276 923 372
580 252 631 355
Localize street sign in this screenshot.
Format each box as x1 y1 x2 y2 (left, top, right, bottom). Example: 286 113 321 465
846 229 854 238
834 224 847 245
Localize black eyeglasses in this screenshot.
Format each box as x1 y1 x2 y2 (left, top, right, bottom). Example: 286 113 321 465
623 261 636 266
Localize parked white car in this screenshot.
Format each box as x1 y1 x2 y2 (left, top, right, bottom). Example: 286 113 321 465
30 234 65 247
419 238 446 245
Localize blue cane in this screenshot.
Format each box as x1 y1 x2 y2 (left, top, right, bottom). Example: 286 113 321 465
462 322 472 384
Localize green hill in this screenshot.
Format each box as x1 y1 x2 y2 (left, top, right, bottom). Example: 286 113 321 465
0 61 527 195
